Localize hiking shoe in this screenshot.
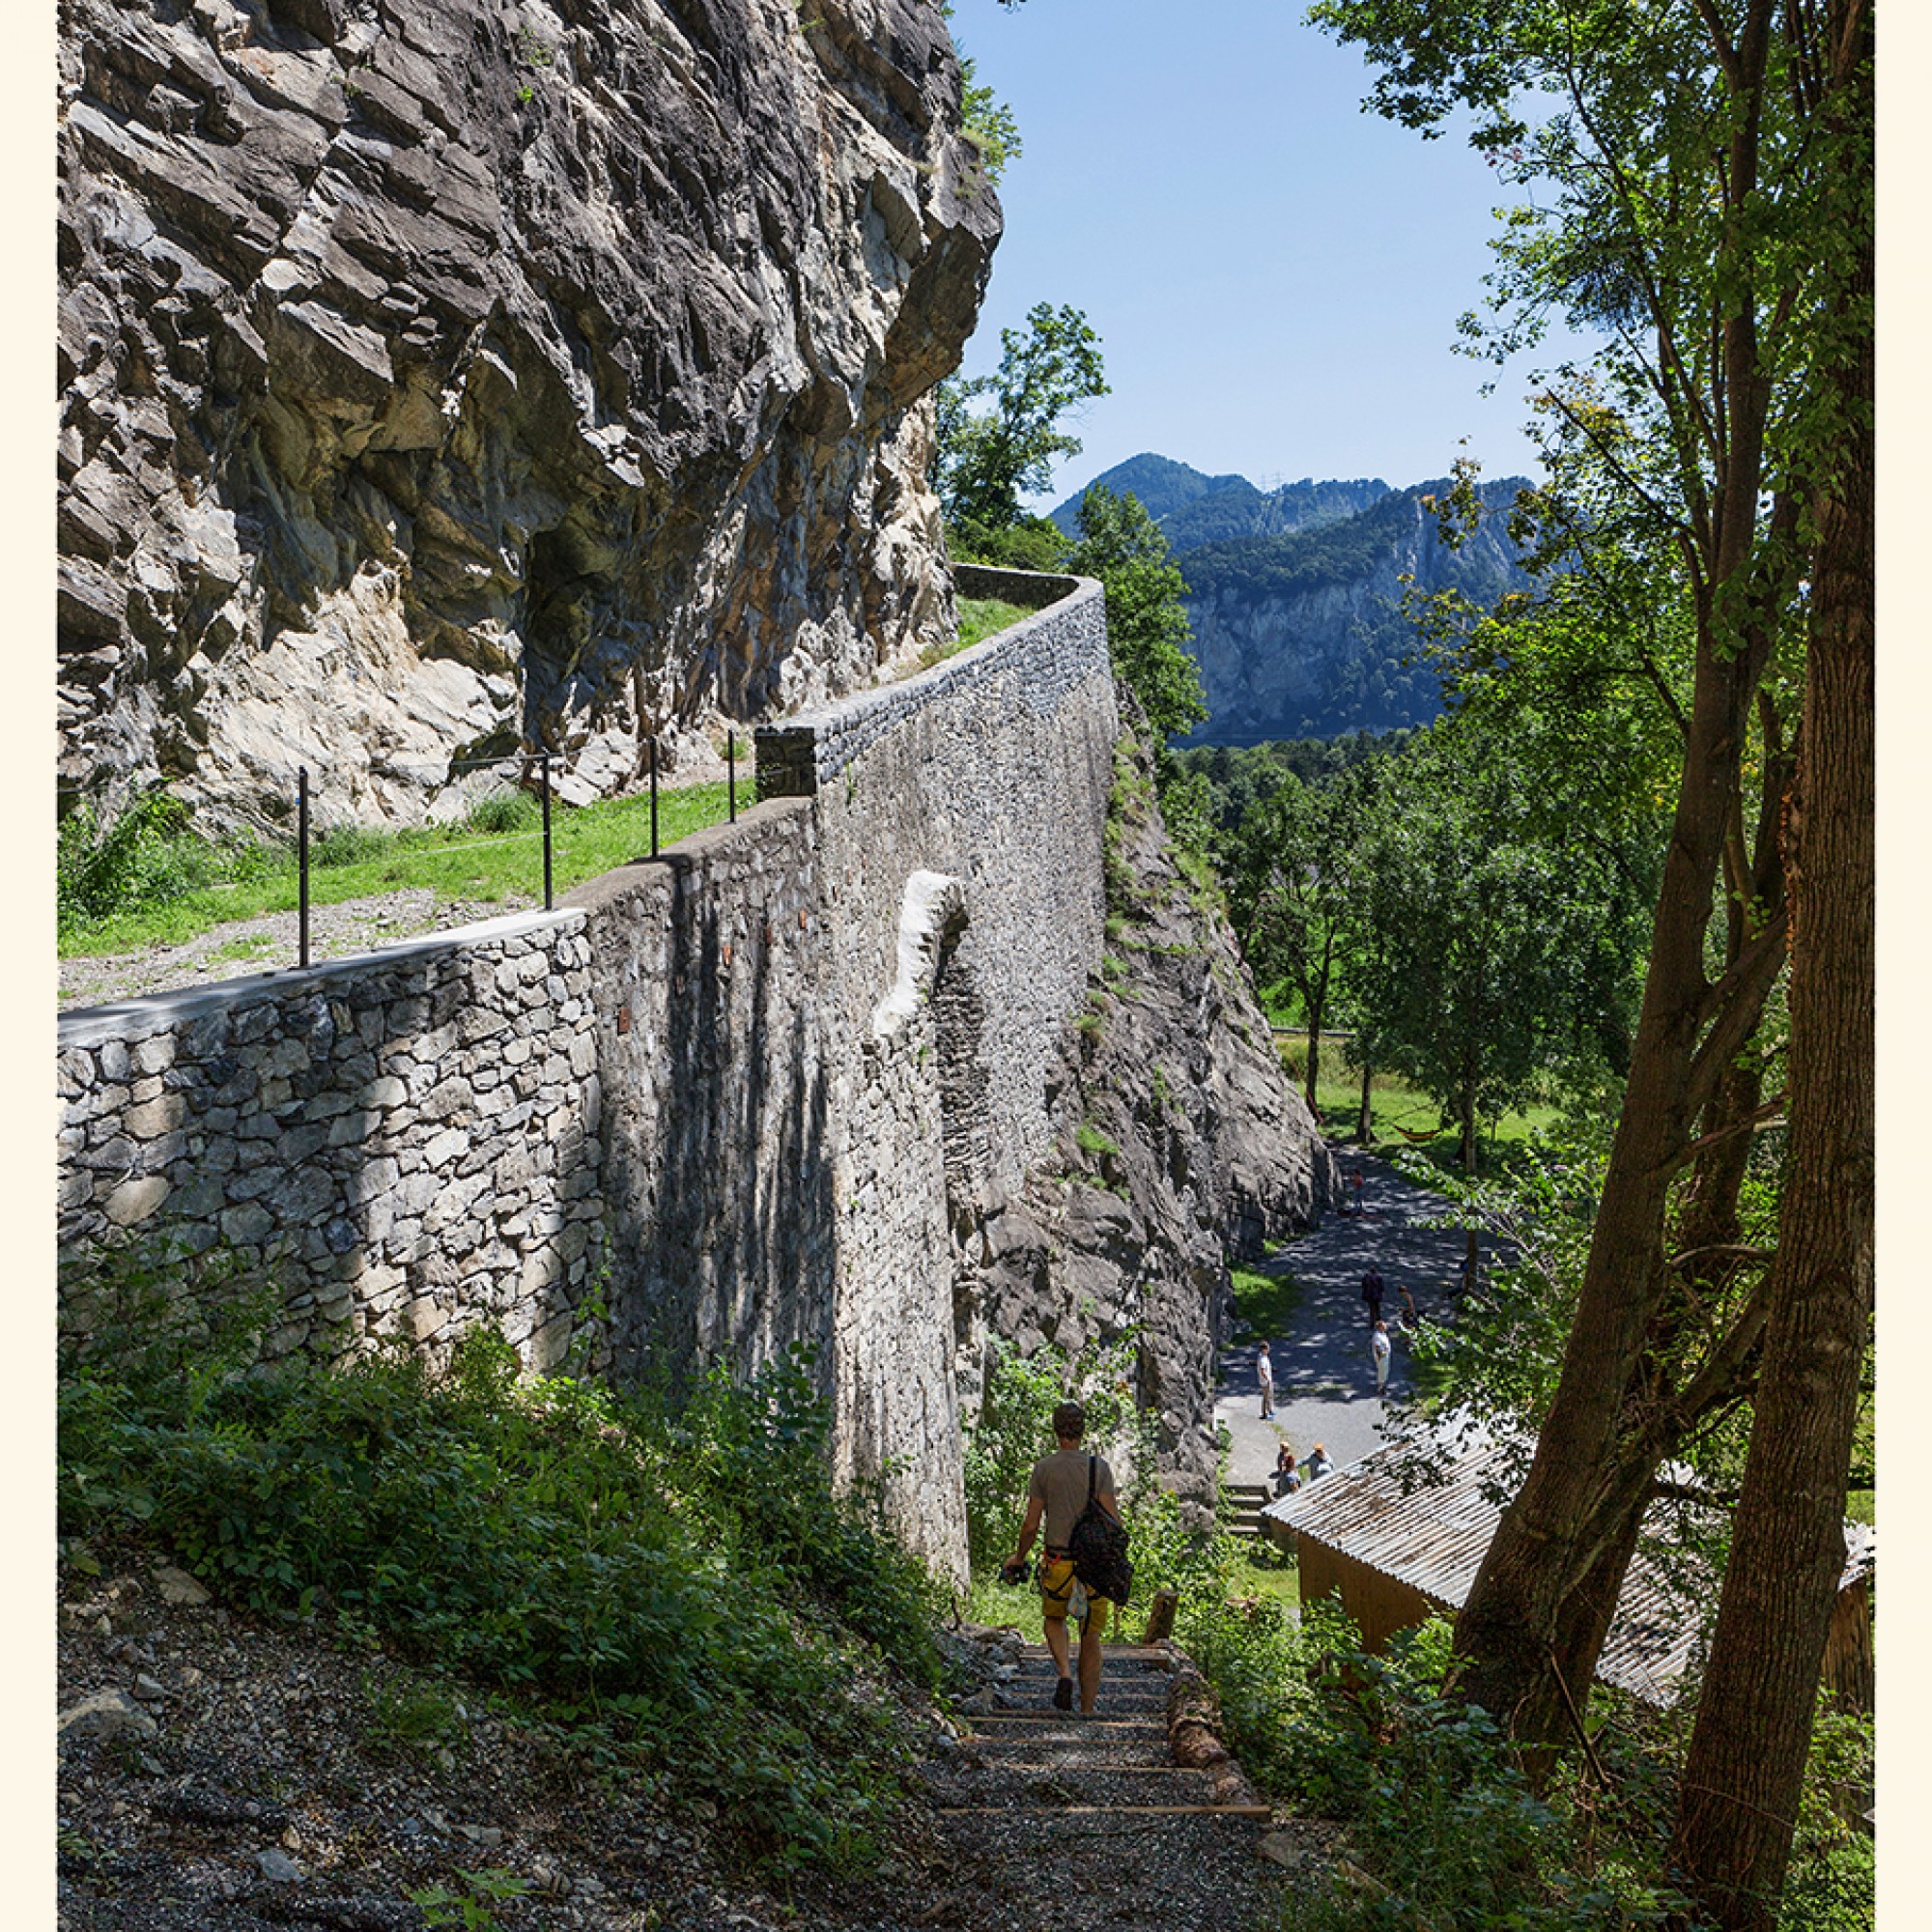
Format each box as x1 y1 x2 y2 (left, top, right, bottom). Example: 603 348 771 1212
1052 1676 1073 1711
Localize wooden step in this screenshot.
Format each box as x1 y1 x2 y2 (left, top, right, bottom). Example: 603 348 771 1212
937 1804 1272 1820
1016 1644 1176 1662
969 1713 1163 1728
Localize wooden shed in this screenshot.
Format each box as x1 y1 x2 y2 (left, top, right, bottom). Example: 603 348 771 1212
1264 1430 1876 1710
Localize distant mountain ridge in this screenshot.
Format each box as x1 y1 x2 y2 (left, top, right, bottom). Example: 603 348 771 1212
1050 453 1533 744
1049 454 1390 549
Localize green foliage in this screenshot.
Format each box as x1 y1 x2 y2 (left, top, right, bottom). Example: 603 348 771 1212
1187 1602 1701 1929
362 1669 469 1763
465 789 542 836
1344 713 1659 1168
958 55 1021 182
1173 731 1409 839
57 788 258 937
947 512 1069 572
59 1292 940 1875
935 302 1108 535
410 1867 527 1932
1064 484 1207 748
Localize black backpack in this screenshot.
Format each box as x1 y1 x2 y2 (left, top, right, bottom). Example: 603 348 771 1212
1066 1456 1134 1605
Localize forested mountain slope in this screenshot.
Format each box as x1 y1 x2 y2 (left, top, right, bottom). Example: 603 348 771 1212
1052 457 1530 743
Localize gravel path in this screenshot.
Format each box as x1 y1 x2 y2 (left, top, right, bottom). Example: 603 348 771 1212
58 890 539 1011
1216 1141 1485 1486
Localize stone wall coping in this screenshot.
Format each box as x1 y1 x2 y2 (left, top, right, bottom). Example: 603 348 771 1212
56 906 587 1046
761 572 1103 743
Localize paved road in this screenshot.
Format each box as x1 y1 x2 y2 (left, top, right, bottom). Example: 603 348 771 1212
1215 1143 1482 1488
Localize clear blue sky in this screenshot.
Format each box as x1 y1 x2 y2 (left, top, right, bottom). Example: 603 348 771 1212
945 0 1593 503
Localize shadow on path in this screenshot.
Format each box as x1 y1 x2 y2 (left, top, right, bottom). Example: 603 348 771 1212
1217 1143 1492 1485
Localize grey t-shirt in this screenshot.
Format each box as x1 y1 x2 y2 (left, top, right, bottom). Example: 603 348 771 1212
1028 1447 1116 1549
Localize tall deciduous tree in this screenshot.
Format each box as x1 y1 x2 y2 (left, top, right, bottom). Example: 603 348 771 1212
935 301 1108 548
1667 9 1874 1925
1227 763 1377 1113
1346 717 1653 1181
1063 484 1207 747
1311 0 1872 1840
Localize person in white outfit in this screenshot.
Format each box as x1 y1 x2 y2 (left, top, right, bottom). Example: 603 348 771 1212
1372 1320 1391 1394
1257 1340 1275 1418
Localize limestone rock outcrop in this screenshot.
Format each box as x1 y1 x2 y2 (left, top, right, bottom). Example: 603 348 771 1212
954 711 1337 1516
58 0 999 832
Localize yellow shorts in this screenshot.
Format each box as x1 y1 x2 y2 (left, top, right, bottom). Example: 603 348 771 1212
1037 1555 1110 1636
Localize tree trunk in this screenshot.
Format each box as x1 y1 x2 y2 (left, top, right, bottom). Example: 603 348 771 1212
1451 620 1783 1744
1451 9 1800 1743
1356 1055 1372 1142
1671 25 1872 1918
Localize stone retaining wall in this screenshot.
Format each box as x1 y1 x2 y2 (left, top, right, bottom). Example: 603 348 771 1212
56 571 1120 1578
58 914 605 1366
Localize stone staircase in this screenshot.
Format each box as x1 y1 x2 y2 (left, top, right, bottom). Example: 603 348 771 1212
931 1644 1268 1820
1223 1479 1272 1543
903 1641 1291 1930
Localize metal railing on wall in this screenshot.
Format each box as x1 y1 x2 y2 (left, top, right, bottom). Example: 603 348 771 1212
58 729 747 979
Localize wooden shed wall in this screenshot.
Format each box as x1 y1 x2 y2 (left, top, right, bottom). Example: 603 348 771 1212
1297 1539 1445 1651
1824 1577 1875 1715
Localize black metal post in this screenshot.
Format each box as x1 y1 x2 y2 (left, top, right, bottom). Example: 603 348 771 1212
727 730 736 822
298 765 310 970
649 735 660 857
541 752 554 910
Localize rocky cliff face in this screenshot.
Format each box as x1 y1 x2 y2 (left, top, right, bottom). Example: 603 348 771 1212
58 0 998 832
954 713 1336 1517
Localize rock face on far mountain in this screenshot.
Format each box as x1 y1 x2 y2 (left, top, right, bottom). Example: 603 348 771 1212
1179 478 1528 742
955 713 1336 1517
58 0 999 833
1055 455 1532 745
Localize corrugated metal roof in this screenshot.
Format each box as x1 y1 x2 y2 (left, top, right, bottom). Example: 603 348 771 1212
1264 1433 1876 1707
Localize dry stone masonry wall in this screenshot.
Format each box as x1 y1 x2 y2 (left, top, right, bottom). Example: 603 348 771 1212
59 914 606 1366
57 576 1122 1580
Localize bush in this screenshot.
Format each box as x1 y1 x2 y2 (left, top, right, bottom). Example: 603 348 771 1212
465 790 541 836
312 822 392 868
57 789 232 934
58 1301 941 1876
1184 1601 1700 1929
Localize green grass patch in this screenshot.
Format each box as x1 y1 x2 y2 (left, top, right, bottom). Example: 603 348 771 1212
58 1271 945 1876
903 597 1030 677
60 782 734 958
1228 1264 1305 1337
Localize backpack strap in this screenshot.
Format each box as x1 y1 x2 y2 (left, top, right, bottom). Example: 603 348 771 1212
1087 1455 1097 1503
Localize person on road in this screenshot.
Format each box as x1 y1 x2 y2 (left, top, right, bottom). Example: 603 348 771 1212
1257 1339 1275 1418
1273 1442 1301 1496
1002 1401 1121 1715
1361 1265 1384 1326
1372 1319 1391 1394
1350 1169 1366 1215
1302 1442 1334 1481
